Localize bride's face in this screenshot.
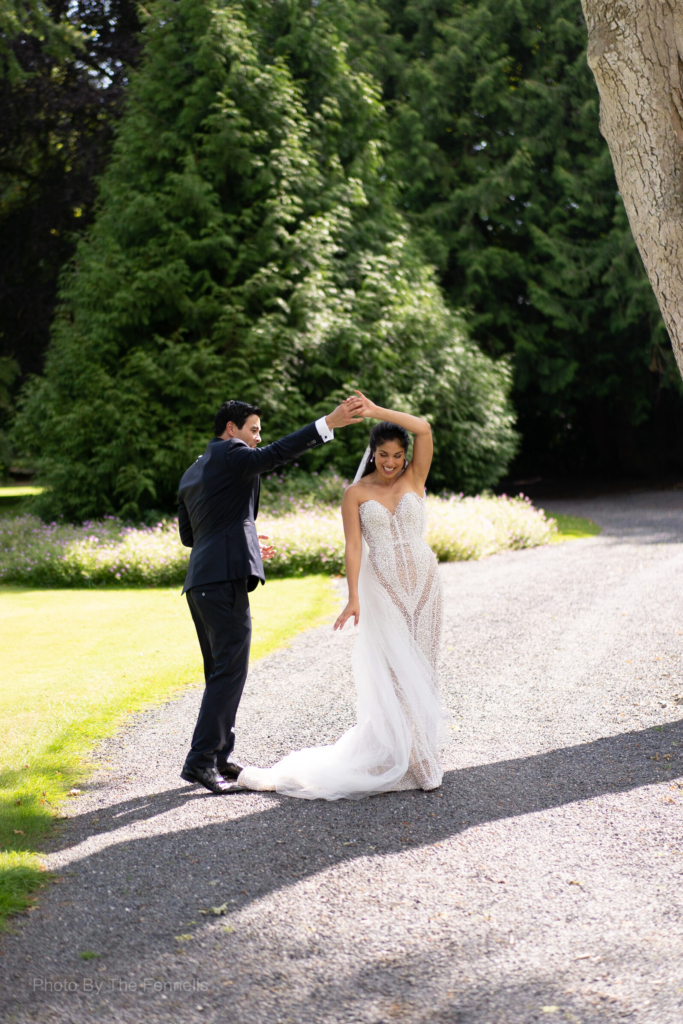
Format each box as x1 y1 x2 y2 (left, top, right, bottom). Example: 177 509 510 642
373 440 406 482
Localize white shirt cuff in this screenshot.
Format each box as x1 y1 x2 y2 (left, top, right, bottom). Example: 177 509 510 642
315 416 334 443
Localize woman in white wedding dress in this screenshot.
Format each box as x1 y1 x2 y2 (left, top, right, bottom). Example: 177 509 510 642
238 392 444 799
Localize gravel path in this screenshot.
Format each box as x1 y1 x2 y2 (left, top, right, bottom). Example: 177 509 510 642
2 491 683 1024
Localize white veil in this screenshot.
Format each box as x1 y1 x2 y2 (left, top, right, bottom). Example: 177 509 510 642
353 445 372 483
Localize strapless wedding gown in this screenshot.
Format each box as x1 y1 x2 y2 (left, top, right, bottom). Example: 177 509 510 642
238 491 444 799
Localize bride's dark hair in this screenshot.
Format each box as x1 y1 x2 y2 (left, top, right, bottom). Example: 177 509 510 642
361 422 411 478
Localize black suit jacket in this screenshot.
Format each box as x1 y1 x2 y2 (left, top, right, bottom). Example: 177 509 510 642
177 421 325 594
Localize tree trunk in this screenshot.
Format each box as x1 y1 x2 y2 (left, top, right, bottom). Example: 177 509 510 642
581 0 683 376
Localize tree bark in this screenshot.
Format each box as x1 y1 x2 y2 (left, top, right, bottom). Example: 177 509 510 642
581 0 683 376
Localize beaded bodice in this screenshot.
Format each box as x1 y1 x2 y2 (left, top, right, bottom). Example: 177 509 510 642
359 490 442 672
358 491 427 549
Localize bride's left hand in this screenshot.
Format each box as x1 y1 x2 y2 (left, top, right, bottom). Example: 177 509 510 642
334 600 360 630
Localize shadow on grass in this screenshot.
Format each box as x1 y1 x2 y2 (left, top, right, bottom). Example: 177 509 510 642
0 697 196 922
0 751 90 925
0 853 51 928
0 493 42 517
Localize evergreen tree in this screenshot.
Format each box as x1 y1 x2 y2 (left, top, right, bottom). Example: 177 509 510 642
0 0 142 383
337 0 683 477
15 0 517 519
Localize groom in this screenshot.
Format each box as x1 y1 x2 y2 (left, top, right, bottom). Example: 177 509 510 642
177 397 362 794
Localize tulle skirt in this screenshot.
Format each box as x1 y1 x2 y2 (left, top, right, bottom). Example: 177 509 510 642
238 536 445 801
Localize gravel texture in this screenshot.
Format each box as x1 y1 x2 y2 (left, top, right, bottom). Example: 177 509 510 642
1 490 683 1024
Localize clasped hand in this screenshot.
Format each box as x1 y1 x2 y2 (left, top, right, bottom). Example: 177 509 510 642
326 395 364 430
325 389 380 430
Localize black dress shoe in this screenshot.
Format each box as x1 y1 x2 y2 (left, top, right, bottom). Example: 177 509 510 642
180 764 246 795
217 759 244 780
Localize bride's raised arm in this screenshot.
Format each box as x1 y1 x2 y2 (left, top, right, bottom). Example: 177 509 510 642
351 390 433 487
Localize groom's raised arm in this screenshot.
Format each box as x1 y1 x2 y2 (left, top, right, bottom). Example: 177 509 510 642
229 402 362 480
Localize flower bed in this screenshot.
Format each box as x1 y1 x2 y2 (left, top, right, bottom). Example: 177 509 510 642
0 515 188 588
260 507 345 577
0 495 555 587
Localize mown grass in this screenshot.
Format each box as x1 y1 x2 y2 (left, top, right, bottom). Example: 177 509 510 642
0 486 43 497
548 511 601 542
0 576 337 927
0 485 43 515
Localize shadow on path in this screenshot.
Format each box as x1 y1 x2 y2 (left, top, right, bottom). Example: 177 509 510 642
32 718 681 955
543 490 683 545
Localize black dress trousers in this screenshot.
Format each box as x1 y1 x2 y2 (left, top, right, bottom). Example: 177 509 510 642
185 579 252 771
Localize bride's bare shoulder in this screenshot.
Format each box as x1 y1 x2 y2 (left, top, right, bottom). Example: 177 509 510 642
343 481 369 505
344 480 363 496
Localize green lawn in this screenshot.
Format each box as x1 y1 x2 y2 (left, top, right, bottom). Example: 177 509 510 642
0 485 43 515
0 576 337 926
0 486 43 497
547 511 601 542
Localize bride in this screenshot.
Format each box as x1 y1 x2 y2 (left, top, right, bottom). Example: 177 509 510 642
238 391 444 799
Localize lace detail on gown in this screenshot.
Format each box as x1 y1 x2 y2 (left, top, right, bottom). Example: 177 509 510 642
357 494 443 791
238 491 444 799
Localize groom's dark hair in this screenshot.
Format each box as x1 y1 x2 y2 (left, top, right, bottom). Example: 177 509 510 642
215 400 262 436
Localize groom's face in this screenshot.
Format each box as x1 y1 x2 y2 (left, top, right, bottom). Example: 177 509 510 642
226 414 262 448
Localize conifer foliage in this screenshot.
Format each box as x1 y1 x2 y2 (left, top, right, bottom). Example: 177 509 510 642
15 0 517 519
342 0 682 475
0 0 142 382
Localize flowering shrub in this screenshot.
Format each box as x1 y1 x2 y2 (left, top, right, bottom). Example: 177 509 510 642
260 507 345 577
0 515 189 587
0 494 555 587
258 466 349 516
426 493 556 561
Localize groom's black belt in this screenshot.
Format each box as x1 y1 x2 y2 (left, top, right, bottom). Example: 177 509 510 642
189 575 261 594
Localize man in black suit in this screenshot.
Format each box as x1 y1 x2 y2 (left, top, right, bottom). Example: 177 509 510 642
177 397 362 794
